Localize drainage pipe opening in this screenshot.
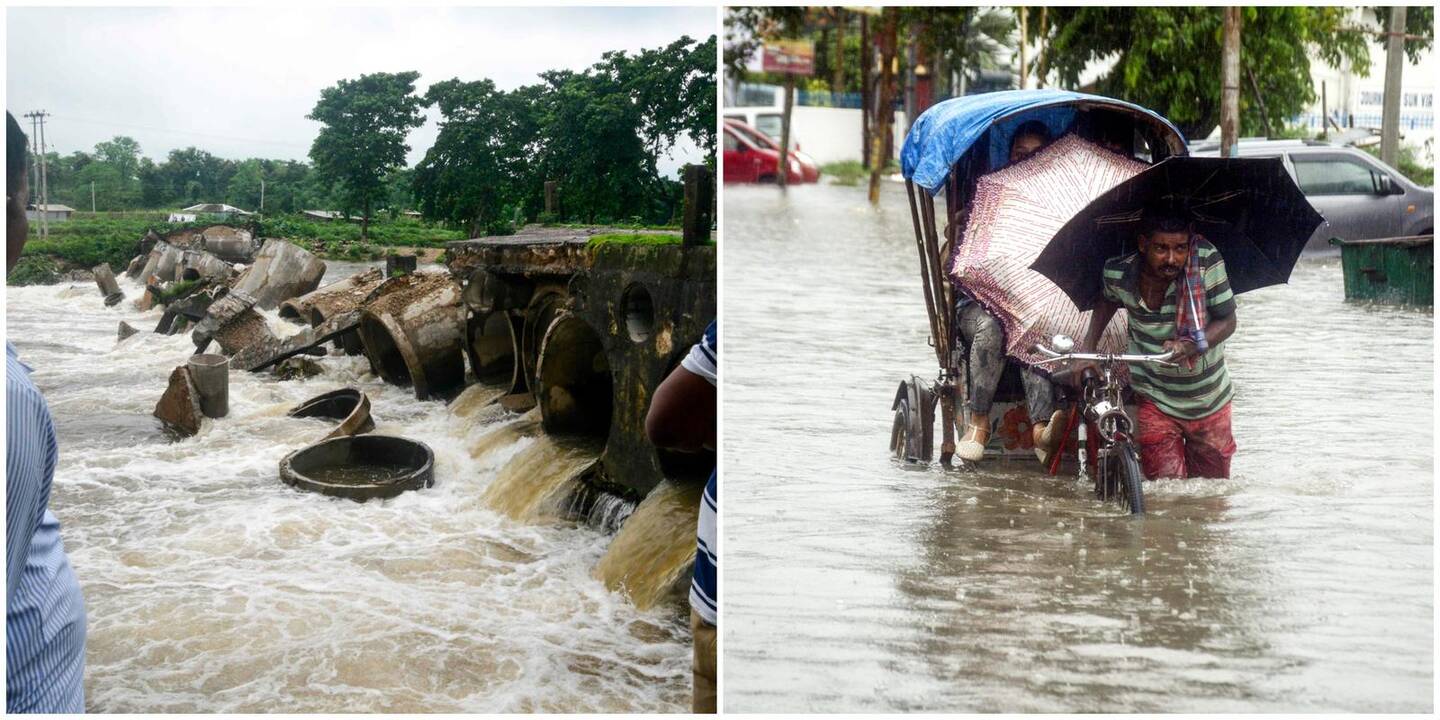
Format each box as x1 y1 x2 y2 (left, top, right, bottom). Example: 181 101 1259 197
536 313 613 439
466 311 522 392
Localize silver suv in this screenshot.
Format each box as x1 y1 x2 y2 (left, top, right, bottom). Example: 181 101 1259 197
1188 139 1433 252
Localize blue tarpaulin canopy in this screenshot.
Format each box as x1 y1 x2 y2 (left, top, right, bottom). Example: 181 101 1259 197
900 89 1187 194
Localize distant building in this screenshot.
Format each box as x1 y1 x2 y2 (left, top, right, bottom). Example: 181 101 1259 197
1302 7 1435 162
180 203 254 218
25 204 75 222
301 209 362 223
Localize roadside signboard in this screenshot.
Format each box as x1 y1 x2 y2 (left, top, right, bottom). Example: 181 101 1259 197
762 39 814 76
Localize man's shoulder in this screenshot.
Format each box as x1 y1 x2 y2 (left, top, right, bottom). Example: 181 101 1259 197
1102 253 1137 283
1194 236 1225 263
6 345 50 421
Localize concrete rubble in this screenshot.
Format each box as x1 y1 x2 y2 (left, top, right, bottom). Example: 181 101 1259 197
231 239 327 310
117 321 139 341
191 290 278 356
288 388 375 441
92 263 125 307
152 365 204 437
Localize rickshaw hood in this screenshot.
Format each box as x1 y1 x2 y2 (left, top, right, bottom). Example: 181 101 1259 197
900 89 1186 195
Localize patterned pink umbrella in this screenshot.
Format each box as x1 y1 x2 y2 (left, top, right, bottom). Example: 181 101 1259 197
951 134 1143 366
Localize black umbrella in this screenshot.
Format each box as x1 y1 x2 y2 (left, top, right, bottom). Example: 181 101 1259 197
1030 155 1325 310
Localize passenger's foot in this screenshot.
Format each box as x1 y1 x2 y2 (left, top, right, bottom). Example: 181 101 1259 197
1032 409 1071 465
957 413 990 462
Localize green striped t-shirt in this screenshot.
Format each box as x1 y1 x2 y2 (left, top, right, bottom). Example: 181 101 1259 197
1101 239 1237 420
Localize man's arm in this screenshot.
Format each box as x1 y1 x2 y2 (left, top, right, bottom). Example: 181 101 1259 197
646 365 716 452
6 384 50 605
1079 296 1120 352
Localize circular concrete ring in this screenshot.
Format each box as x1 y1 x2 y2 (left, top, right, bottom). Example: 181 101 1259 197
520 289 567 394
280 434 434 502
466 310 522 392
536 312 614 438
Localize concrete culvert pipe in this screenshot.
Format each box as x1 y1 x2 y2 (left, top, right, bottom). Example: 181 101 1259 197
466 311 523 392
187 354 230 419
520 289 567 394
536 312 613 438
356 272 467 400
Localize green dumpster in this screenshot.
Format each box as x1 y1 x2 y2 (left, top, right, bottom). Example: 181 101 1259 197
1329 235 1433 306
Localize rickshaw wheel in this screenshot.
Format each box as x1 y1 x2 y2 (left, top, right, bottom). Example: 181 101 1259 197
890 378 934 464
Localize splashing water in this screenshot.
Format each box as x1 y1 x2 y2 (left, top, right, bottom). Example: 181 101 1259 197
481 435 604 521
7 265 690 713
594 480 703 611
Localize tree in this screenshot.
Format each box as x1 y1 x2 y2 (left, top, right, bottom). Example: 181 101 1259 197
226 159 265 210
308 71 426 238
1373 6 1434 63
1035 7 1370 138
414 78 536 235
908 7 1014 97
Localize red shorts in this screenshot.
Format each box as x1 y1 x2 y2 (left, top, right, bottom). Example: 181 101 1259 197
1135 398 1236 479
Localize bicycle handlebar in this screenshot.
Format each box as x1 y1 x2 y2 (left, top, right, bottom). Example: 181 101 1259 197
1032 345 1178 368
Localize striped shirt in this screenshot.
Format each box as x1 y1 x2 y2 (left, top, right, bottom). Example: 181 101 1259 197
6 342 87 713
681 322 717 626
1101 240 1237 420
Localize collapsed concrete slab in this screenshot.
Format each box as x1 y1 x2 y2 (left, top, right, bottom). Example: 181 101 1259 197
153 365 203 437
278 267 385 356
180 249 236 283
279 266 383 324
230 239 327 310
356 272 466 400
199 226 258 263
231 308 359 373
191 290 278 357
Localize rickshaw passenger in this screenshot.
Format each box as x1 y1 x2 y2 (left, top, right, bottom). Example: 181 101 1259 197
956 120 1070 463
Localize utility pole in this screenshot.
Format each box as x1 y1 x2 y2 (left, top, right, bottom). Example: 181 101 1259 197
1220 8 1241 158
1019 7 1029 90
23 111 52 237
91 181 96 213
260 178 266 213
1380 6 1406 167
778 73 794 189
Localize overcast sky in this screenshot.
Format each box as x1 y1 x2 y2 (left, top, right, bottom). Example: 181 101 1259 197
7 6 716 175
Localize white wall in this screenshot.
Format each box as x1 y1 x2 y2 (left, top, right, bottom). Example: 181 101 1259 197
1304 7 1435 163
788 106 909 166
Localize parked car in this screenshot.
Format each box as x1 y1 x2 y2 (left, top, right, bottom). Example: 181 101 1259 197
723 120 818 185
1189 139 1433 251
724 119 820 183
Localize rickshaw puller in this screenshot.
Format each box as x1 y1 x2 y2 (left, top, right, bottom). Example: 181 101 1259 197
1078 206 1239 479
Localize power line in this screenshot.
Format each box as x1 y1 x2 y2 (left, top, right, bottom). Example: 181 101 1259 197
50 114 314 150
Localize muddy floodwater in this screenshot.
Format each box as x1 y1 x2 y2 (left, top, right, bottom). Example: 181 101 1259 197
6 262 689 713
723 182 1433 712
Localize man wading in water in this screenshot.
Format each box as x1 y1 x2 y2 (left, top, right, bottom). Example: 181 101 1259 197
7 110 88 712
1078 204 1238 479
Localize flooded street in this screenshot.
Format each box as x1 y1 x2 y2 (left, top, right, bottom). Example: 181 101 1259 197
7 263 690 713
723 182 1433 712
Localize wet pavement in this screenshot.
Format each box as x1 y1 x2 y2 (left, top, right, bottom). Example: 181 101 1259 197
722 181 1433 712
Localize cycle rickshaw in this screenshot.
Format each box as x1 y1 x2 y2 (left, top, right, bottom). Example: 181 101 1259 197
889 89 1190 510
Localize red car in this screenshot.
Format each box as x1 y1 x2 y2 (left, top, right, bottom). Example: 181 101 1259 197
723 119 820 184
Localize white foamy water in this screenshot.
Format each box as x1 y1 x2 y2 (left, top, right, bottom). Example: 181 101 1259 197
7 265 689 713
